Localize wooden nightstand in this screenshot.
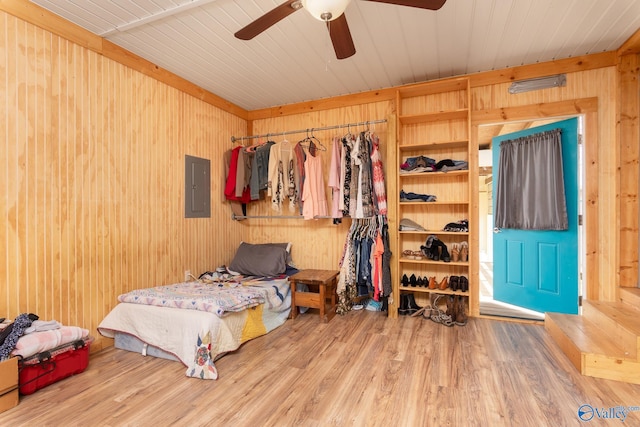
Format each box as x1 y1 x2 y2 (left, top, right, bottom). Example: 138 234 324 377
289 269 340 323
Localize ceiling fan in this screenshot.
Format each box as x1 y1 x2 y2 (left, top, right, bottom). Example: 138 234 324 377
234 0 447 60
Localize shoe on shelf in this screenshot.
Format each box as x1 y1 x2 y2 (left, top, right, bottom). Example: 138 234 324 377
433 245 442 261
438 276 449 290
428 276 437 289
409 274 417 287
449 276 459 292
439 241 451 263
459 276 469 292
451 243 460 262
401 274 409 287
459 241 469 262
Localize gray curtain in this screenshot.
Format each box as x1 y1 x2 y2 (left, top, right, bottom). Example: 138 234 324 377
495 128 568 230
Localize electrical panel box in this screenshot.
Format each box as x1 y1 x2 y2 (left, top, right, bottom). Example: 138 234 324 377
185 155 211 218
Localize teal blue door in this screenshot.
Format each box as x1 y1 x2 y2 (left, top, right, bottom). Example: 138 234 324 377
492 118 579 314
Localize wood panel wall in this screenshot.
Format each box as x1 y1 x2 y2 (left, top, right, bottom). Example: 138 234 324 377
618 53 640 289
0 10 248 351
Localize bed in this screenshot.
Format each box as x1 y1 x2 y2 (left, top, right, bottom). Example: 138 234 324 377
98 242 295 380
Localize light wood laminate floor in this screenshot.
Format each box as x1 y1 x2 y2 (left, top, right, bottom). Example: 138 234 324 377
2 310 639 426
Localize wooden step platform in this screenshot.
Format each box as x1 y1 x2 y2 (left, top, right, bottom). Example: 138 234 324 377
545 296 640 384
621 287 640 306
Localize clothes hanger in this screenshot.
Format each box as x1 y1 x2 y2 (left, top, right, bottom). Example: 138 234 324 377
297 129 326 155
296 129 310 147
344 124 352 139
244 134 267 152
310 128 327 151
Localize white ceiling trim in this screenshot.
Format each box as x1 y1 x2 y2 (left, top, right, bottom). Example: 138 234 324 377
99 0 221 37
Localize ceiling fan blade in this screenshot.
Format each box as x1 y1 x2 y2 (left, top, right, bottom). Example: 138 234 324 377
327 14 356 60
364 0 446 10
235 0 301 40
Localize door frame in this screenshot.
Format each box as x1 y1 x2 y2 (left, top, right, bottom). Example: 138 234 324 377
469 98 599 318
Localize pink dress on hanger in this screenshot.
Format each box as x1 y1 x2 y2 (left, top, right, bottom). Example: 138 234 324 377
328 137 343 220
302 147 328 220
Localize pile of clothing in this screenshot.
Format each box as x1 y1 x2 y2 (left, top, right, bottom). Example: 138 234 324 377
443 219 469 232
399 190 437 202
400 155 468 173
0 313 39 360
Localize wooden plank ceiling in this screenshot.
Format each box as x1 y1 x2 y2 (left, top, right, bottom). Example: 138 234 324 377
30 0 640 111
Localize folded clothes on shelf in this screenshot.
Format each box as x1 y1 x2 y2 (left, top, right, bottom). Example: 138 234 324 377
400 190 437 202
443 219 469 232
400 155 435 171
399 218 426 231
400 157 469 174
436 159 469 172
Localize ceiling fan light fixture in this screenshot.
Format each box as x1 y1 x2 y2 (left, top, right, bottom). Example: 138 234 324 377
302 0 352 21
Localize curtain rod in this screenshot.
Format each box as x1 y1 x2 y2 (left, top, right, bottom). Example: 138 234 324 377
232 214 334 220
230 119 387 144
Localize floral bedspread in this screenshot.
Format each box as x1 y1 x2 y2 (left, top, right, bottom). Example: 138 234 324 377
100 276 291 379
117 280 266 317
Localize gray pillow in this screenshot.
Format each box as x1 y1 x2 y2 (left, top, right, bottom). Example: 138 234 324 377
228 242 290 276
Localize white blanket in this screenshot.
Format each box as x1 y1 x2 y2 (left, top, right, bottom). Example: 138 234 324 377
12 326 89 359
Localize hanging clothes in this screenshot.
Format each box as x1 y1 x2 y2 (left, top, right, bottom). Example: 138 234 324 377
224 145 251 204
328 136 343 222
302 145 328 219
355 131 375 218
341 134 354 217
338 131 386 219
235 148 252 199
369 132 388 215
267 139 297 212
336 216 391 313
249 140 275 201
293 142 306 215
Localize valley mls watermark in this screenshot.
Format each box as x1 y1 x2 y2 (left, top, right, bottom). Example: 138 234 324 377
578 404 640 422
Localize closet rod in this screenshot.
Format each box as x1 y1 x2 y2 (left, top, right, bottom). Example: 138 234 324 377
232 214 333 220
230 118 387 143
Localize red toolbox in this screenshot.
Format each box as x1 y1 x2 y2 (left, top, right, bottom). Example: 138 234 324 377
18 336 93 395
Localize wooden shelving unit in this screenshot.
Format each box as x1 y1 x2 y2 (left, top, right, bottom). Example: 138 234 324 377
394 77 473 318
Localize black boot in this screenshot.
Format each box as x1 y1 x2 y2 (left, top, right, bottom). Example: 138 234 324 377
398 294 409 316
435 239 451 262
450 275 459 291
401 274 409 287
459 276 469 292
405 293 422 316
431 243 441 261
